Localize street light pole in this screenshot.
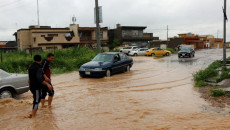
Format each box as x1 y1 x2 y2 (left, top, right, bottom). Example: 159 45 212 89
223 0 227 65
95 0 101 53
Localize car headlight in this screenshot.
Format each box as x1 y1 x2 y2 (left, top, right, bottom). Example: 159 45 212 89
79 67 85 71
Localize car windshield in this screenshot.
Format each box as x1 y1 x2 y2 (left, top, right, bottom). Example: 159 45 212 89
92 54 114 62
124 47 132 49
181 47 191 51
0 69 11 78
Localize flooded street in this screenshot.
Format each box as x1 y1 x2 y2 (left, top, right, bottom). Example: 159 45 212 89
2 49 230 129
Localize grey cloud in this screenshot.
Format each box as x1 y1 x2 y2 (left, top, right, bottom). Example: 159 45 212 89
0 0 229 41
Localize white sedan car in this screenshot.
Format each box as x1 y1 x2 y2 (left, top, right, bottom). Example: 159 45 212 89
120 46 139 54
0 69 29 99
128 48 148 56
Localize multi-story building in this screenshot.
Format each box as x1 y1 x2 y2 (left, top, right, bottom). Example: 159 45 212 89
0 41 7 48
199 35 228 48
199 35 214 48
15 24 80 51
109 24 158 47
78 27 109 48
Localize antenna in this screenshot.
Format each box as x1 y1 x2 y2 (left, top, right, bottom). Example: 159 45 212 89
37 0 40 25
72 15 76 24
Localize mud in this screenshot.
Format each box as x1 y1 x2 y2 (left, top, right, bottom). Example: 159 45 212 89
1 49 230 129
199 86 230 108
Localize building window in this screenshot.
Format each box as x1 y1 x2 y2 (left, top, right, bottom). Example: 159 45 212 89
48 34 58 37
41 35 45 37
100 32 103 38
34 38 36 42
132 30 138 36
46 47 57 50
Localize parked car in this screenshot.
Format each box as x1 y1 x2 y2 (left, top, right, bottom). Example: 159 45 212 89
175 45 182 51
79 52 133 77
120 46 139 54
178 47 195 58
128 48 148 56
145 48 171 56
0 69 29 99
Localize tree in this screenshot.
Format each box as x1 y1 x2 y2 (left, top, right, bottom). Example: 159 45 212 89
109 39 120 50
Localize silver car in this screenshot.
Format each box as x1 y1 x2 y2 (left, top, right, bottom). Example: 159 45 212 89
128 48 148 56
0 69 29 99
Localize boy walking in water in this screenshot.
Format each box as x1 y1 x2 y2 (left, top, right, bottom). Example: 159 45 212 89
28 55 52 118
41 53 55 108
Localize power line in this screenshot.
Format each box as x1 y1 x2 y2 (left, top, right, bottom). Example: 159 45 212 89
0 0 27 12
0 0 24 8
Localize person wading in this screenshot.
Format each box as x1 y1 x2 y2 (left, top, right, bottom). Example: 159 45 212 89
28 55 52 118
41 53 54 108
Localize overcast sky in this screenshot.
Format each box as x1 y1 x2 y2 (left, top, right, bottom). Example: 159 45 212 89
0 0 230 41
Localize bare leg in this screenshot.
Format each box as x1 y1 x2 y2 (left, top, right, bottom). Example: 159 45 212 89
48 96 53 107
31 109 37 118
41 99 45 108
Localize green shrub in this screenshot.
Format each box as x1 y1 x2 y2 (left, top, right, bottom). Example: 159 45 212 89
208 60 222 69
193 68 218 81
108 39 120 50
195 80 208 87
166 48 177 54
0 47 97 74
193 60 222 81
210 89 226 97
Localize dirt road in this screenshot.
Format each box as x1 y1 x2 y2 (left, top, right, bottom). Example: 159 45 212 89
1 49 230 129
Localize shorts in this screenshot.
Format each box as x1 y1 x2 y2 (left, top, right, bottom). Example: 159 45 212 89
30 88 41 110
41 83 54 99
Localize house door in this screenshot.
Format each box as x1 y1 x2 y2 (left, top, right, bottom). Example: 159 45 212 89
217 44 219 48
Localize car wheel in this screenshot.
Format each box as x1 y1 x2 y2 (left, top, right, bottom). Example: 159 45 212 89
166 52 169 56
126 65 130 72
0 88 14 99
151 53 155 56
106 69 111 77
178 55 181 58
134 53 137 56
193 54 195 57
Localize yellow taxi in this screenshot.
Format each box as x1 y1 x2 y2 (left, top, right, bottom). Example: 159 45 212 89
145 48 172 56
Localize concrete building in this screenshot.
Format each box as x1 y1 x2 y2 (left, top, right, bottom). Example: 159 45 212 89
0 41 7 48
198 35 229 48
109 24 158 47
167 33 203 49
78 27 109 48
15 24 80 51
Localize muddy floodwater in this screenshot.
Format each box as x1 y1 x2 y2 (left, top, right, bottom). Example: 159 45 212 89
2 49 230 129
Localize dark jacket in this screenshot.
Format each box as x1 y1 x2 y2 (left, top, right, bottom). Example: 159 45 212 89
28 62 44 90
41 59 51 79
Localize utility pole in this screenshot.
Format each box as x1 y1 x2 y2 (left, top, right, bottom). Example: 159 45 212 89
0 50 2 63
37 0 40 25
95 0 101 53
223 0 227 65
167 25 169 45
